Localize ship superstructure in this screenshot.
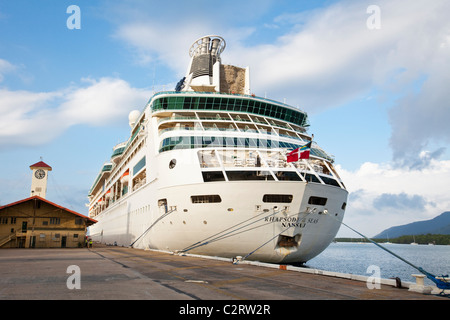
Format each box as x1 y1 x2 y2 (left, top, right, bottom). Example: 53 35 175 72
88 35 348 263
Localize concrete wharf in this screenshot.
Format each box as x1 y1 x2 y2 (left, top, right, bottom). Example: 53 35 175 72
0 244 447 305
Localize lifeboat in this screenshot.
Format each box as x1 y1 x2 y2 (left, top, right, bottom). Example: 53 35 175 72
120 169 130 184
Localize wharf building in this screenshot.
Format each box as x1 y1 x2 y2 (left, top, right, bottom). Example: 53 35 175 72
0 161 96 248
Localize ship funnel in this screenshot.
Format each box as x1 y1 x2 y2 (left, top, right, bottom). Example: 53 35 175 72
183 35 226 92
200 37 210 54
189 35 225 58
210 38 221 56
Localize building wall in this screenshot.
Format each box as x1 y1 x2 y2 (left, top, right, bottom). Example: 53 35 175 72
0 199 88 248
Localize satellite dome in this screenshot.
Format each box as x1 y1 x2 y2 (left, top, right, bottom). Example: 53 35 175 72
128 110 140 128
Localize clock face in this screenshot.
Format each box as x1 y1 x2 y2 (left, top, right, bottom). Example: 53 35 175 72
35 169 46 179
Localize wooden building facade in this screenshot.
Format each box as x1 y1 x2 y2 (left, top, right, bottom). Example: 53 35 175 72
0 196 97 248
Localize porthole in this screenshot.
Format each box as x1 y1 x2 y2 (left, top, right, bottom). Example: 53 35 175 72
169 159 177 169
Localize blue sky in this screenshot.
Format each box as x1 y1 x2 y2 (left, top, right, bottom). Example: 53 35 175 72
1 0 450 237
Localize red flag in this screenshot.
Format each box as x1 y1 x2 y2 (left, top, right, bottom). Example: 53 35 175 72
287 147 300 162
287 141 311 162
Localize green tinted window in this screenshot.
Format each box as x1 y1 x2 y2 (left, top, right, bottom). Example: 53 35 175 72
151 95 308 127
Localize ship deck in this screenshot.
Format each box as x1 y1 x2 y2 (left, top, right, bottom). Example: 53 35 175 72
0 244 446 306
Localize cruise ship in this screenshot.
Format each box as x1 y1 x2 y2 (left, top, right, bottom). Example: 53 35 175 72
88 35 348 263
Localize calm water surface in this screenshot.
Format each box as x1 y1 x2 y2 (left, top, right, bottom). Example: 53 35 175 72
304 242 450 286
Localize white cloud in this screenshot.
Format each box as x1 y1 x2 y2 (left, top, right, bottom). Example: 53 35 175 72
224 0 450 166
234 1 450 106
58 77 151 126
0 77 152 147
373 193 432 211
0 59 16 82
110 0 267 76
114 21 205 75
0 89 63 145
337 157 450 237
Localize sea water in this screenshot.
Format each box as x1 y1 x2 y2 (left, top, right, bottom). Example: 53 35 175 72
304 242 450 286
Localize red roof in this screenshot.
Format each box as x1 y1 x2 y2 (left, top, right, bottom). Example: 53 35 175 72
29 161 52 170
0 196 97 226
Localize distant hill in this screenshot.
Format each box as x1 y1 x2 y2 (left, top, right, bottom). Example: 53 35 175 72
374 211 450 239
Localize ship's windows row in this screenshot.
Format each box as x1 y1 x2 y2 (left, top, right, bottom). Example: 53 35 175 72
201 170 340 187
227 171 274 181
160 136 283 150
275 171 303 181
111 146 125 158
189 194 293 204
320 176 340 187
133 156 146 174
164 195 343 210
202 171 226 182
203 170 271 182
151 96 309 128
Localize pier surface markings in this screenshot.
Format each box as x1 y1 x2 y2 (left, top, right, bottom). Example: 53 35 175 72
0 244 447 300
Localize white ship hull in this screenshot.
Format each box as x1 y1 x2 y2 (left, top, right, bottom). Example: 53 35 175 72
89 174 347 263
88 35 348 264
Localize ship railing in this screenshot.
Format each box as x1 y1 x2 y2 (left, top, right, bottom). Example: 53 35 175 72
198 149 336 176
0 233 16 247
158 118 307 140
158 115 198 125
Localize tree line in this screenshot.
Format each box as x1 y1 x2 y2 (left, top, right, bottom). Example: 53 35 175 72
335 234 450 245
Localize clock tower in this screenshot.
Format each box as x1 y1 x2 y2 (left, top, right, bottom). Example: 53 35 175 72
30 160 52 199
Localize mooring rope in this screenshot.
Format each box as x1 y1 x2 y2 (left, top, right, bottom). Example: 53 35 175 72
179 207 288 253
130 208 177 247
331 213 449 293
180 207 312 255
180 207 313 265
236 209 314 263
237 225 294 263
